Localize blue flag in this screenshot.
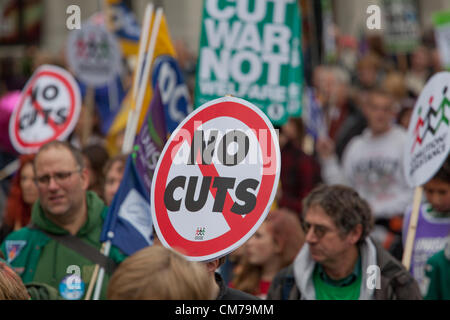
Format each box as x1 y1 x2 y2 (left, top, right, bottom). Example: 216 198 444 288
77 75 127 135
100 86 167 256
100 155 152 255
303 87 327 141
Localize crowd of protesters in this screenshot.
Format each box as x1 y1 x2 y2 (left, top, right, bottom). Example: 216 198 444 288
0 29 449 300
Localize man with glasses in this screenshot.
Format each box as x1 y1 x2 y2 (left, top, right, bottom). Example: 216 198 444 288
267 185 421 300
0 141 126 300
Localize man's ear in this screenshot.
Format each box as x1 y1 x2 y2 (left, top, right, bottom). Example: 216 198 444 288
80 168 90 190
348 224 363 245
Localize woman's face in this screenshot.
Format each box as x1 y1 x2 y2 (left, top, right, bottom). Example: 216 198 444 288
104 161 125 206
246 222 280 267
20 163 38 206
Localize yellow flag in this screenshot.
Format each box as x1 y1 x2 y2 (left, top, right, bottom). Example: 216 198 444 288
106 13 176 156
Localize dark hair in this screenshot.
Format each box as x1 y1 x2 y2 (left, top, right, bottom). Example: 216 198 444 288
33 140 85 172
103 154 128 177
302 185 374 245
432 155 450 183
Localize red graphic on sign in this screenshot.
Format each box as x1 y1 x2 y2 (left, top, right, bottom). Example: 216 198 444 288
152 99 279 260
9 65 81 153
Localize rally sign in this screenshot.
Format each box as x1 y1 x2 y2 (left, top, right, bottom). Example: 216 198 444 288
151 96 280 261
9 65 81 154
404 72 450 187
433 10 450 71
382 0 420 54
194 0 303 126
66 22 122 87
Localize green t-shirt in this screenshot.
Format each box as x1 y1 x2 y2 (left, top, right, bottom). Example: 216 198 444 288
313 257 362 300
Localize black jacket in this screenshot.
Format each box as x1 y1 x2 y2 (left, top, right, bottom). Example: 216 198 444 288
266 241 422 300
215 273 260 300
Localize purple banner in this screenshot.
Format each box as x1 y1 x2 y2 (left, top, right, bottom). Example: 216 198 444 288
134 86 167 194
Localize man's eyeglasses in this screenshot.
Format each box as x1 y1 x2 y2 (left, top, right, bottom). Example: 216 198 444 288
34 169 81 186
302 221 334 239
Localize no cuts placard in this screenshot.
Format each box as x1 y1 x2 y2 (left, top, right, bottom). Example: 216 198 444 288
9 65 81 154
151 96 280 261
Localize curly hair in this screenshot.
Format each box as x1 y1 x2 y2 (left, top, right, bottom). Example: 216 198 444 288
302 185 374 245
0 260 30 300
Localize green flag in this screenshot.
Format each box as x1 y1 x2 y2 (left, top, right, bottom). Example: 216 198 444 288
194 0 303 126
433 10 450 71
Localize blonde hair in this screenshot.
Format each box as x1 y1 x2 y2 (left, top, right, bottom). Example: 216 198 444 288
0 261 30 300
107 246 213 300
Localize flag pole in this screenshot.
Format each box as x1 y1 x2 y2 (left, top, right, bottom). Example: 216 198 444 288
122 7 163 154
91 5 161 301
92 236 112 300
121 3 153 154
122 5 155 153
402 186 423 270
84 242 105 300
82 86 95 147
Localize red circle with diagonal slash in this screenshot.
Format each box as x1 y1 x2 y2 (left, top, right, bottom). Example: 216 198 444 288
151 97 280 261
9 65 81 154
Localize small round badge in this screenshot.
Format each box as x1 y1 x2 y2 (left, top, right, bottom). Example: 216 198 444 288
59 274 85 300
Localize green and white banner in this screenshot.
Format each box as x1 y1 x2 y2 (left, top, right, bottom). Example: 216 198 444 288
433 10 450 71
194 0 303 126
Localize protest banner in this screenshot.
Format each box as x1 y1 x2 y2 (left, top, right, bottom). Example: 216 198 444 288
8 64 81 154
402 72 450 269
66 22 122 88
151 96 280 261
433 10 450 71
382 0 420 54
194 0 303 126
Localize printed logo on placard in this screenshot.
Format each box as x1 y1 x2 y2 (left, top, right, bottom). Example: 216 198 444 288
195 227 206 241
411 86 449 153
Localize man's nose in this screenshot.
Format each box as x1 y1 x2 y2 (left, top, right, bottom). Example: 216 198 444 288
47 176 59 190
305 228 317 244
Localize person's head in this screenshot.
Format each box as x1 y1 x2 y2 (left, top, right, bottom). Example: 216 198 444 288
81 144 109 198
302 185 374 266
0 260 30 300
107 246 214 300
382 72 407 103
328 66 350 107
33 141 89 222
103 154 127 206
281 117 304 147
424 156 450 213
20 155 39 206
364 88 397 135
411 46 430 72
246 209 305 270
4 154 38 229
357 54 380 89
396 97 415 129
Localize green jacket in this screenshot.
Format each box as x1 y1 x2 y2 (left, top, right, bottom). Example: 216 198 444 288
0 191 126 300
424 239 450 300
